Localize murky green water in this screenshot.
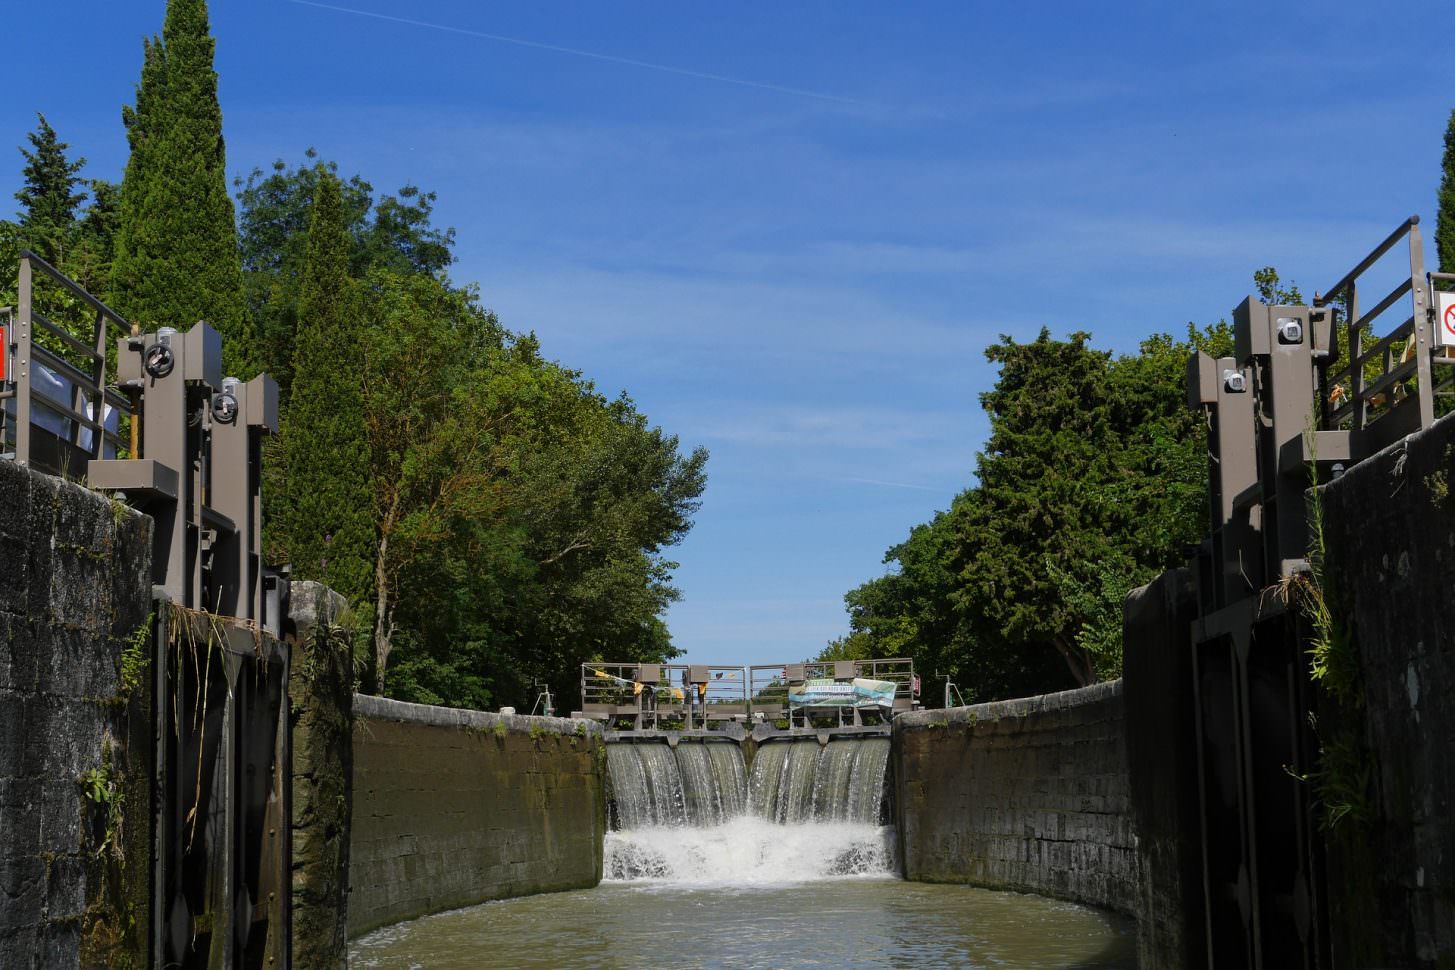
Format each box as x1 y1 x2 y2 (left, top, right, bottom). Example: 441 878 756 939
349 879 1137 969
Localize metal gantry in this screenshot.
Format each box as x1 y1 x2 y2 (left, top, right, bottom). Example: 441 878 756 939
1181 216 1452 970
579 658 918 734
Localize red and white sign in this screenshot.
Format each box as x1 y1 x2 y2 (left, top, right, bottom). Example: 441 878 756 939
1439 290 1455 349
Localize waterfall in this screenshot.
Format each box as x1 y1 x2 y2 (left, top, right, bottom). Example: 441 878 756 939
748 738 890 824
604 737 895 884
606 741 746 828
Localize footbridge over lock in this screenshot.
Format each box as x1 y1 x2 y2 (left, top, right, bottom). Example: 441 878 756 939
575 658 920 743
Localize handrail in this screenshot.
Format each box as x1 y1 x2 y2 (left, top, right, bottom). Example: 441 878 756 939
4 253 135 472
18 248 131 328
1315 215 1418 306
1316 217 1435 436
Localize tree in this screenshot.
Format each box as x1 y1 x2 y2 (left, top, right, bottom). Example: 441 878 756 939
1439 108 1455 277
355 269 708 706
111 0 251 376
234 152 454 406
14 114 87 263
236 152 373 403
827 321 1232 700
67 180 121 293
506 383 707 710
357 269 510 694
1253 266 1303 305
276 172 374 612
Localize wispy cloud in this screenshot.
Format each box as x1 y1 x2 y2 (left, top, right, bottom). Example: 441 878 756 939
837 476 942 492
287 0 871 106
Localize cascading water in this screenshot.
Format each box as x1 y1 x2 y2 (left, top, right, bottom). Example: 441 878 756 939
604 738 895 885
748 736 890 823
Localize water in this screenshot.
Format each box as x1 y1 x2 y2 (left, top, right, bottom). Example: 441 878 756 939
606 738 894 882
350 738 1135 968
604 816 895 883
748 737 890 823
606 740 750 828
350 880 1138 969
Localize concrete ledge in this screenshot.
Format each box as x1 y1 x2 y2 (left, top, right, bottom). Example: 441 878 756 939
353 693 604 738
898 679 1123 730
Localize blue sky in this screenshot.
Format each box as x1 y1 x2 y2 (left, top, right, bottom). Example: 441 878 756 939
5 1 1450 668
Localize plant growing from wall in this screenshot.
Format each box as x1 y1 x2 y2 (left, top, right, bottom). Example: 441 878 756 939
79 733 142 970
119 611 152 700
1280 431 1372 830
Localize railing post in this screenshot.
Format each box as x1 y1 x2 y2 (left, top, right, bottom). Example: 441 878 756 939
90 307 108 460
1349 280 1364 431
14 256 31 466
1409 223 1436 430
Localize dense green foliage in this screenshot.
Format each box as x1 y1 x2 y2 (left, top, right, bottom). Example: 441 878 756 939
232 152 707 708
5 116 117 294
824 323 1231 703
235 152 454 404
348 269 706 707
1440 108 1455 276
110 0 250 376
275 172 375 609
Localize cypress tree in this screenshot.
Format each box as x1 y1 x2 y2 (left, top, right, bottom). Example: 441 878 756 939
14 113 87 263
1439 108 1455 276
278 171 374 606
111 0 251 375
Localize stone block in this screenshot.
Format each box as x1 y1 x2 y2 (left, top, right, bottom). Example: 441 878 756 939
46 547 108 633
0 530 28 617
288 581 347 643
44 854 86 920
51 485 110 560
32 920 79 970
0 925 39 970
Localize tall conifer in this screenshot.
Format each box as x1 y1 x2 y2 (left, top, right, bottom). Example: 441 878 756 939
278 171 374 607
15 113 87 262
111 0 251 374
1438 108 1455 276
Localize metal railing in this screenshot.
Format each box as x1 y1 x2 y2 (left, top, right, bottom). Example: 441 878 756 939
748 658 916 723
1315 216 1453 448
580 662 749 730
2 250 134 475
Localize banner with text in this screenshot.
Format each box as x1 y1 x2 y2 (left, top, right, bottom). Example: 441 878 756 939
789 677 897 709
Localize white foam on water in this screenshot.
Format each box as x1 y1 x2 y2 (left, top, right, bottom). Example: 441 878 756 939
604 816 897 887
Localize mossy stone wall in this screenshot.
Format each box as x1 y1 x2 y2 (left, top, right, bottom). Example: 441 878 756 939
894 681 1135 915
347 697 605 939
0 460 153 968
1320 411 1455 966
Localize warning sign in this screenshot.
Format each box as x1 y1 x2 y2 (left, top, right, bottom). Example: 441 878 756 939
1439 290 1455 349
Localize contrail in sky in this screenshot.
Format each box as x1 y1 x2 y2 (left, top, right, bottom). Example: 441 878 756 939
287 0 867 106
841 477 942 492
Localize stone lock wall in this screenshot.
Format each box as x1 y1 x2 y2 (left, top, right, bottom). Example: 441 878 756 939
0 460 154 968
287 582 355 970
1122 568 1205 969
347 696 606 939
894 681 1136 915
1319 410 1455 966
